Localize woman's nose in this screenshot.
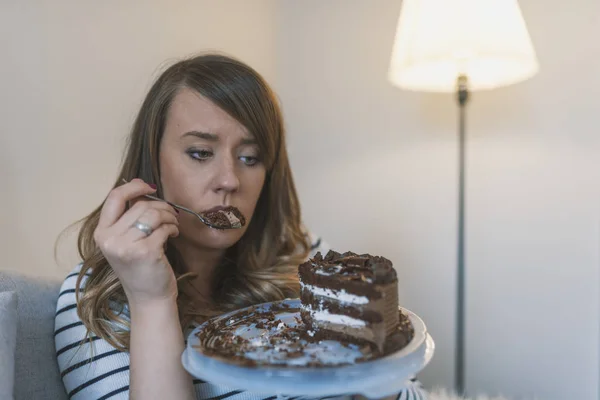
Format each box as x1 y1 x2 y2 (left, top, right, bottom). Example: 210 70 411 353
214 156 240 193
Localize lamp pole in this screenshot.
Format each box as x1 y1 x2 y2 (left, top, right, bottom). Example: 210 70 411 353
455 74 469 395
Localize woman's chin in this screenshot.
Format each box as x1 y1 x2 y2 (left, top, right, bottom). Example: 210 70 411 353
178 226 245 250
204 227 245 247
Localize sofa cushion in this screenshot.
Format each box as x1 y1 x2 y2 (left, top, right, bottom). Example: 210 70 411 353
0 272 68 400
0 291 18 400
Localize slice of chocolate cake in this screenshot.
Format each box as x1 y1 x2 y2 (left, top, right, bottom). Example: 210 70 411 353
299 250 401 353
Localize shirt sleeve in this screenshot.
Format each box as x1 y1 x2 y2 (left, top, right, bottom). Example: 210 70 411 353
54 265 131 400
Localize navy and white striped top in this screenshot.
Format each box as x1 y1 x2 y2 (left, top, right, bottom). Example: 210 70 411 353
54 235 426 400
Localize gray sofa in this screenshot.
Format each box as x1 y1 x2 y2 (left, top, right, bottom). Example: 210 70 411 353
0 271 69 400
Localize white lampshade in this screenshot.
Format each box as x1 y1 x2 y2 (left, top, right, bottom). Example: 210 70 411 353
388 0 539 92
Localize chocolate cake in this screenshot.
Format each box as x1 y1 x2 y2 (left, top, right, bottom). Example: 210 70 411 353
201 206 246 229
299 250 411 353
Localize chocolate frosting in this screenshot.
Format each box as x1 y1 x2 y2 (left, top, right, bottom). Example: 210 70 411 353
310 250 396 284
298 250 398 298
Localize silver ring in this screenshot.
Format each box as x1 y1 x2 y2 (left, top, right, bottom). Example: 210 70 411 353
132 221 153 236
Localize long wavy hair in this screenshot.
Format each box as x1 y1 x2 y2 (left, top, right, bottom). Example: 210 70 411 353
68 53 310 351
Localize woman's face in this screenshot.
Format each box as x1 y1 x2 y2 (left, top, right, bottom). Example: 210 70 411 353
158 87 266 251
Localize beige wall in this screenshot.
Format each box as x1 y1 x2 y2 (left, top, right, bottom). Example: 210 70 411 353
0 0 277 278
276 0 599 399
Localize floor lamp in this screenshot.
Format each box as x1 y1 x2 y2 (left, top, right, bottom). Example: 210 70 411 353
387 0 539 394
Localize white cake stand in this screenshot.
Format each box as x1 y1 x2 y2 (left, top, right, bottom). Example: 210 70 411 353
182 299 434 398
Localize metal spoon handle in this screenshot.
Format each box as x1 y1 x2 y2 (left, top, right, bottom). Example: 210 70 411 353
120 178 208 224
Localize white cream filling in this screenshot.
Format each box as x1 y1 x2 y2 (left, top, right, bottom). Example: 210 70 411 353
301 282 369 305
303 305 366 327
314 264 342 275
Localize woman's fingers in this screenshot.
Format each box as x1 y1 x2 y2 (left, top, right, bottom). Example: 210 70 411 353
124 224 180 265
143 223 180 249
116 198 177 230
124 207 179 242
97 179 157 229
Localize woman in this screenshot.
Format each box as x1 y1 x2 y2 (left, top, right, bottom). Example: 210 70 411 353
54 53 425 400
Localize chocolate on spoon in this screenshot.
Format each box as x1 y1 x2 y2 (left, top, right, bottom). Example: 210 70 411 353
200 206 246 230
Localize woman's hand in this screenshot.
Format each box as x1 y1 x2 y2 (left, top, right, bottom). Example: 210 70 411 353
93 178 180 306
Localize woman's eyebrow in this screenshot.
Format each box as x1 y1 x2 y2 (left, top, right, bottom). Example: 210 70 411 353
240 137 258 145
182 131 217 141
182 131 257 145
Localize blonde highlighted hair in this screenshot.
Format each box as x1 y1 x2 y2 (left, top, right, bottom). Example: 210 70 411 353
67 54 310 351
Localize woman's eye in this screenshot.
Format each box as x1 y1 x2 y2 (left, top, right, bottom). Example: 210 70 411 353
240 156 259 166
188 149 213 161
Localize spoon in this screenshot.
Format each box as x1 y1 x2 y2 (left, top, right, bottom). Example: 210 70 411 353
120 179 244 229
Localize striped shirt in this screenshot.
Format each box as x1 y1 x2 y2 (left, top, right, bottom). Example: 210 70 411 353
54 235 426 400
